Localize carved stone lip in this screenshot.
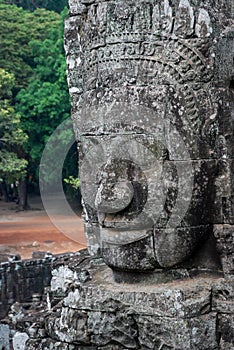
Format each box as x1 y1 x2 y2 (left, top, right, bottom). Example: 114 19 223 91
102 215 154 231
100 227 152 245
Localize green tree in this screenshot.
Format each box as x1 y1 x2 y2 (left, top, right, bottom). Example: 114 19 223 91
0 4 74 202
0 4 61 93
1 0 68 13
0 69 28 203
16 8 71 186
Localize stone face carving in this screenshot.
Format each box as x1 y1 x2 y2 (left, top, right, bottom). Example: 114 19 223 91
65 0 233 275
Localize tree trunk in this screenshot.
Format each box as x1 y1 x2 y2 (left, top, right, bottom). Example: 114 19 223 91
18 177 30 210
0 180 10 202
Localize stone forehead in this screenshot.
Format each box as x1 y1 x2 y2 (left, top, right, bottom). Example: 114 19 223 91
68 0 231 35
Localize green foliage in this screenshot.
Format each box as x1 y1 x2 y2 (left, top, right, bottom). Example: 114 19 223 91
15 8 71 181
63 170 80 200
0 69 28 182
0 151 28 182
1 0 68 13
64 176 80 190
0 68 15 99
0 4 61 92
0 4 73 192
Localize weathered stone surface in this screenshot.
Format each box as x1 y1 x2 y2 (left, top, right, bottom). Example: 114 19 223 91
63 268 215 319
136 314 218 350
13 332 29 350
6 252 229 349
65 0 233 274
0 251 233 349
61 1 234 347
0 324 10 350
25 338 76 350
0 252 85 320
217 314 234 350
214 224 234 276
213 279 234 313
0 257 51 320
82 221 101 258
46 308 90 344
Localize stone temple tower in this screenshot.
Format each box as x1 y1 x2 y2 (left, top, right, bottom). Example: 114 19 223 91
26 0 233 348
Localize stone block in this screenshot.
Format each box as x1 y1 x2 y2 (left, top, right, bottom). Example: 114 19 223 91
137 314 218 350
214 224 234 276
212 279 234 313
0 324 10 350
218 314 234 350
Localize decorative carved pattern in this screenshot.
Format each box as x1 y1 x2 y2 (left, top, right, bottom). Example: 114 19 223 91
77 1 216 135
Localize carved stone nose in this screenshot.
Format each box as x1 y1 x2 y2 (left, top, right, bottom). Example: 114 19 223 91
95 180 134 214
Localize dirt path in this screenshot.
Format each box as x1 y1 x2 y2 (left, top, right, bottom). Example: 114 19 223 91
0 196 86 260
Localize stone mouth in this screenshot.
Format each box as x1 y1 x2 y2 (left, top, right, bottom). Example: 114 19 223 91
100 227 152 245
101 212 154 229
102 220 153 230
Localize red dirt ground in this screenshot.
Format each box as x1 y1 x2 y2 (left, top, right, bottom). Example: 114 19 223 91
0 195 87 260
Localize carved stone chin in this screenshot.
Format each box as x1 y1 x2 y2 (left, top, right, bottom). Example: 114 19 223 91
65 0 233 276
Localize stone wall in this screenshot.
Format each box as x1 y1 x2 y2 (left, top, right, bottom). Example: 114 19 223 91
0 253 78 320
2 250 232 350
